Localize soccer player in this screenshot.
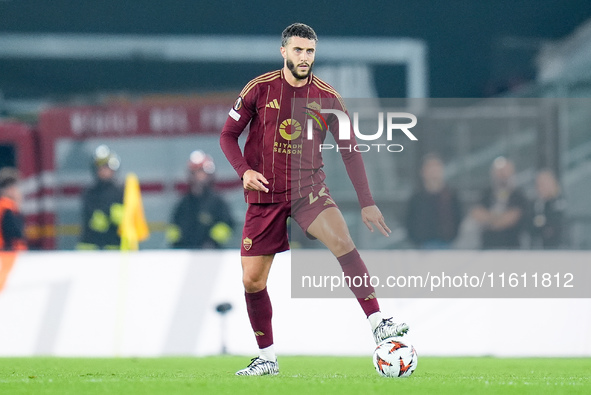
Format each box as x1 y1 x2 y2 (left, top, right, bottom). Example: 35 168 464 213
220 23 408 376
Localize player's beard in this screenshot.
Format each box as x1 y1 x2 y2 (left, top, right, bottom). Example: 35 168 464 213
286 58 313 80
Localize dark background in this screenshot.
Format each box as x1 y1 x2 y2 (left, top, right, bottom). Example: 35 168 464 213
1 0 591 98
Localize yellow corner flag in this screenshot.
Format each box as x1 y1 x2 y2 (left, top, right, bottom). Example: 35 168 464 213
119 173 150 251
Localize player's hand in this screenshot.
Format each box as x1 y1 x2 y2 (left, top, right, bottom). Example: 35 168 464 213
361 205 391 237
243 169 269 193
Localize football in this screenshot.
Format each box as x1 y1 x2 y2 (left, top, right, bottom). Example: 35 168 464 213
373 338 418 378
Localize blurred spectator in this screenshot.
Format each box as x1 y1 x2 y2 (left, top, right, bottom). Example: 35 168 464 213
0 167 27 250
529 169 565 249
166 150 234 249
77 145 124 250
405 154 462 249
471 157 528 249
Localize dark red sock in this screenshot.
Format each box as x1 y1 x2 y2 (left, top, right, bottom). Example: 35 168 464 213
337 249 380 317
245 287 274 349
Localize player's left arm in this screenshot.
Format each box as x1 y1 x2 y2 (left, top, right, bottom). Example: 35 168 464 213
361 205 391 237
328 99 391 237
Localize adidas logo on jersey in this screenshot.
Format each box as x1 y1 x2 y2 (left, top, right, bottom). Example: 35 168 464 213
265 99 279 109
364 292 377 300
324 198 336 206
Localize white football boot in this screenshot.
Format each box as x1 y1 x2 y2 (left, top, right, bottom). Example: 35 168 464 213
235 357 279 376
373 318 409 344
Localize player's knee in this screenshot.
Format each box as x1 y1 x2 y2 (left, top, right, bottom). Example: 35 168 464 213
242 274 266 293
331 235 355 256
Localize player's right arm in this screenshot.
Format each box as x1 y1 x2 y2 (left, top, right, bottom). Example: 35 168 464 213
242 170 269 193
220 82 271 194
220 93 255 178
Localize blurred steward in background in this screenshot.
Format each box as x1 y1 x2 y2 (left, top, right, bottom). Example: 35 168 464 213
529 169 565 249
76 145 124 250
0 167 27 251
471 157 528 249
405 153 462 249
167 150 234 249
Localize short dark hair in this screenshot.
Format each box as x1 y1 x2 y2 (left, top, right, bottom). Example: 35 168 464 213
0 167 19 192
281 23 318 47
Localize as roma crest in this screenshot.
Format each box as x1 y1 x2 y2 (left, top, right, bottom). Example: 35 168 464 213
243 237 253 251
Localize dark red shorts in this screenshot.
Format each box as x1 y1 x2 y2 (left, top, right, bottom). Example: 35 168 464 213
241 185 338 256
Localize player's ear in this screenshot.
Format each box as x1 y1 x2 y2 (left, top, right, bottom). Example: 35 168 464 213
280 46 287 59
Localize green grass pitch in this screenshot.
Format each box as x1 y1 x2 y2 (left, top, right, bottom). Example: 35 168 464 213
0 356 589 395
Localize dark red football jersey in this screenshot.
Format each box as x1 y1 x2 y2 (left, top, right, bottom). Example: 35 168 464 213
220 69 375 207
